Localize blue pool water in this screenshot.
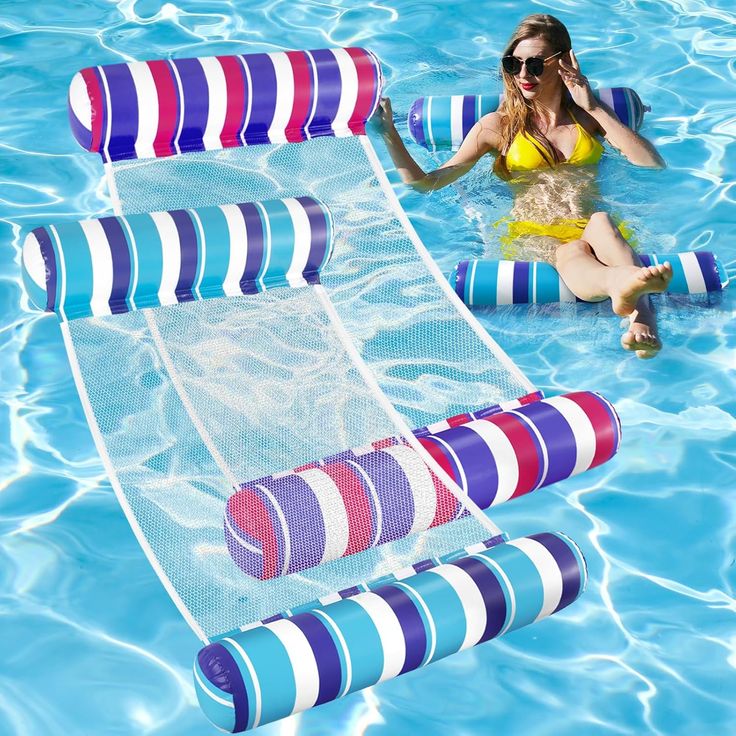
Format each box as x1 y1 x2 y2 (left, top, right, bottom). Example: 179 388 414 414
1 1 735 734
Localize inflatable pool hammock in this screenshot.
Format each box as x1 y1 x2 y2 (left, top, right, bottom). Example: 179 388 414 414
23 48 623 731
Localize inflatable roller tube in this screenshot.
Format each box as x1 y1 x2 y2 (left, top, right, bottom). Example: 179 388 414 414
21 197 333 321
408 88 647 151
68 47 383 162
225 391 618 579
450 252 729 307
195 531 587 732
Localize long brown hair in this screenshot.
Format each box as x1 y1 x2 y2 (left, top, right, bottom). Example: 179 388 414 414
496 14 572 173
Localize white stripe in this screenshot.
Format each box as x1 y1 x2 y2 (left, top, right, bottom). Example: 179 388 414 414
265 619 320 714
311 609 352 697
352 592 406 682
345 458 383 545
303 51 319 140
268 52 294 144
254 201 272 291
283 198 311 287
508 537 563 622
382 445 437 534
118 216 139 311
150 211 181 305
426 97 435 150
532 262 538 303
223 511 262 555
128 62 159 159
97 66 114 161
22 233 46 290
220 204 249 296
169 60 186 156
239 55 253 146
429 564 486 650
254 483 291 576
558 275 577 302
69 72 92 132
193 663 234 708
467 259 478 306
679 252 707 293
190 209 206 299
450 96 464 150
79 220 112 317
331 48 359 137
296 468 350 563
496 260 515 305
544 395 596 475
223 637 262 727
61 323 208 642
465 419 519 506
429 435 467 494
200 56 228 150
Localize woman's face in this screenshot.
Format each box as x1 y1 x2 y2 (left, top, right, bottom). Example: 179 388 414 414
507 36 564 100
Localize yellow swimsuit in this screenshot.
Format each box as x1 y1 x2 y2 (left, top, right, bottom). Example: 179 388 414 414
495 109 634 250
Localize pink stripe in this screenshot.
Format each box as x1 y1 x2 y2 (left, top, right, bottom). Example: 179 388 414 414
486 413 540 499
227 488 280 580
345 47 378 135
446 412 472 428
429 469 461 526
564 392 619 468
323 462 374 556
147 60 178 157
284 51 312 143
217 56 246 148
80 67 105 152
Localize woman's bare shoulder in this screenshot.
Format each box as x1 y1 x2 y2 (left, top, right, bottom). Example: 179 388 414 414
477 111 505 149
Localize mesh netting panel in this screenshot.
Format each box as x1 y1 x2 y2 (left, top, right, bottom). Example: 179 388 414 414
67 290 490 639
110 136 530 427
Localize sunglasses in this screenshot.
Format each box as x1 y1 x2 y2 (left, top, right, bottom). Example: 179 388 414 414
501 51 563 77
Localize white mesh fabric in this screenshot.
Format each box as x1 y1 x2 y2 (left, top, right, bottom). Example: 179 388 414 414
60 134 534 640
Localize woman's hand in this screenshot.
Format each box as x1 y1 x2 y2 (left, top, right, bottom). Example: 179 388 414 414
558 50 598 112
376 97 396 134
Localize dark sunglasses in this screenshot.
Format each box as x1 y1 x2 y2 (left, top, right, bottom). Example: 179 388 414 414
501 51 563 77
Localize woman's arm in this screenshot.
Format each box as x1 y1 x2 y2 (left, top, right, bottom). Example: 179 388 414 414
588 101 666 169
376 98 501 192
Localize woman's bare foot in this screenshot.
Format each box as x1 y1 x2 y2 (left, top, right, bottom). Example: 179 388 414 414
621 318 661 359
609 262 672 317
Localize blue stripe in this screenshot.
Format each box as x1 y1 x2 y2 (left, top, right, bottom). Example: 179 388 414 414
535 261 563 303
407 97 426 146
453 555 508 642
99 216 132 314
289 613 342 705
242 54 278 144
528 532 584 613
375 586 425 674
195 206 230 298
461 95 476 140
665 254 689 294
197 643 247 732
258 200 293 286
102 64 139 160
31 228 58 312
172 58 209 153
308 49 341 137
51 222 94 319
610 88 630 128
453 260 469 300
470 260 499 305
694 251 722 292
127 212 163 309
297 196 330 281
237 202 264 293
169 210 199 302
512 261 529 304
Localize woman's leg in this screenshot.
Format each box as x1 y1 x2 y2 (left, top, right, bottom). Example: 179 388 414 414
555 212 672 358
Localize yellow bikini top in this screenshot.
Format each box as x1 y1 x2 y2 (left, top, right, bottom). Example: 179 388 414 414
504 108 604 171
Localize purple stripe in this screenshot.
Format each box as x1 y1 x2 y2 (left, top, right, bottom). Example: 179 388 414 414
452 556 507 642
610 88 629 127
172 58 209 153
98 216 132 314
430 426 499 509
297 196 328 281
257 475 327 574
198 643 249 732
528 533 583 613
512 261 530 304
339 585 361 599
407 98 426 147
236 202 265 292
638 254 652 267
102 64 138 159
241 54 277 144
461 95 476 140
694 251 722 292
289 613 342 705
351 451 414 545
453 260 469 300
169 210 199 302
31 228 57 311
375 586 426 674
516 401 576 486
308 49 341 137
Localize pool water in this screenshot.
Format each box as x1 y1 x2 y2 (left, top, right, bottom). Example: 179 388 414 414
1 1 735 735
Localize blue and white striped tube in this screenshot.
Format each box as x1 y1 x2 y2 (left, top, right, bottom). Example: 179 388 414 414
408 88 647 151
450 252 729 307
194 531 586 732
21 197 333 321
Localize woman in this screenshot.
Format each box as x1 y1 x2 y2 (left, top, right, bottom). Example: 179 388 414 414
377 13 672 359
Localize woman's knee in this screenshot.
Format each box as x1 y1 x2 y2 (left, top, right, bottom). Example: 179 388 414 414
556 238 593 267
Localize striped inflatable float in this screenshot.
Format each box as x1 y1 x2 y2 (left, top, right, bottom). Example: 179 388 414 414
195 531 587 732
68 47 382 162
450 252 730 307
225 391 619 579
407 88 647 151
21 197 333 320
